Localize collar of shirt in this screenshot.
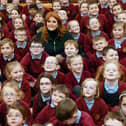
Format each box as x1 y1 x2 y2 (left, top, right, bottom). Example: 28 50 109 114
41 93 51 103
73 71 82 83
114 16 117 22
50 102 56 108
62 19 67 25
73 33 80 42
104 80 118 94
75 110 82 124
31 52 42 60
62 3 69 7
91 30 101 38
89 14 98 18
122 0 126 4
101 3 109 8
96 51 103 58
84 98 95 111
18 81 22 89
16 41 27 49
0 5 6 10
3 53 14 61
114 37 126 49
81 12 89 17
52 71 58 79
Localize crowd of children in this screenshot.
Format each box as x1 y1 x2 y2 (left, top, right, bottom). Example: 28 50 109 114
1 0 126 125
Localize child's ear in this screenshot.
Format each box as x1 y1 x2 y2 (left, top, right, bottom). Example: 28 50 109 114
76 49 79 54
102 56 106 61
67 63 71 70
87 25 90 30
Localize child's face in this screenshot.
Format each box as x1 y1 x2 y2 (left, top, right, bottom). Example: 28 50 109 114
12 0 19 4
117 13 126 24
10 65 23 82
103 63 120 80
33 13 44 23
30 43 43 56
36 0 43 8
15 31 27 42
58 10 68 20
6 5 15 14
100 0 108 5
89 18 100 31
47 16 58 31
3 87 18 105
70 56 83 75
7 108 24 126
60 0 69 5
1 43 14 57
26 0 33 5
121 97 126 116
10 10 20 19
69 21 80 34
40 77 52 95
93 40 108 52
51 90 66 106
1 0 7 5
103 49 119 62
89 4 99 16
83 80 97 99
65 44 78 57
53 2 61 12
112 25 124 39
112 5 122 16
44 57 57 72
80 3 88 15
108 0 117 9
104 119 124 126
29 9 37 16
14 18 24 29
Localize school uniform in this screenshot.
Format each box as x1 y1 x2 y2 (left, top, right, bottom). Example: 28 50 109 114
34 103 56 124
100 80 126 109
88 52 104 77
76 97 108 126
120 0 126 9
98 3 110 15
32 93 51 119
75 13 88 24
64 70 91 99
14 41 30 61
21 51 48 78
0 100 32 126
52 110 96 126
108 38 126 60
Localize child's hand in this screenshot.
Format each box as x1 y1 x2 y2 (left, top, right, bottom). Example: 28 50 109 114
22 14 26 21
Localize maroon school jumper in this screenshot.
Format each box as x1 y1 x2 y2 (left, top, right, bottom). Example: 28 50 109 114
64 70 91 99
21 51 48 78
0 100 32 126
76 97 108 126
52 111 96 126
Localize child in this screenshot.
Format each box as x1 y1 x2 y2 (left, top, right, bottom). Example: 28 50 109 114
64 55 91 99
52 0 61 13
59 40 88 73
96 61 126 109
0 80 32 126
32 73 55 119
34 84 69 124
103 111 125 126
109 22 126 60
21 38 48 78
88 36 108 77
5 61 31 106
43 56 64 84
117 11 126 24
67 20 90 58
76 78 108 126
14 27 30 61
54 98 96 126
6 103 29 126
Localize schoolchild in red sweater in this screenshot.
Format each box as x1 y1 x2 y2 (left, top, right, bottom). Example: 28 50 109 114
32 73 55 119
67 19 91 58
43 56 65 84
96 61 126 109
88 36 108 77
52 0 62 13
5 61 31 106
76 78 108 126
34 84 70 124
0 80 32 126
108 22 126 60
14 27 30 61
21 38 48 79
53 98 96 126
117 11 126 24
64 55 91 100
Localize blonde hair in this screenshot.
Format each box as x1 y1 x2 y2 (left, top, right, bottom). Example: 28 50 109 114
0 38 14 48
92 36 107 44
5 61 24 80
68 55 82 65
2 80 24 100
67 20 79 31
81 78 100 99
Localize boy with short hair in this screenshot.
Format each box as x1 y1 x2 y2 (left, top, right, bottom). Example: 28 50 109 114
14 27 30 61
21 37 48 79
54 98 96 126
88 36 108 77
34 84 70 124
